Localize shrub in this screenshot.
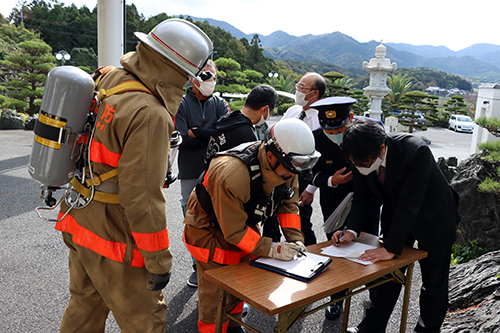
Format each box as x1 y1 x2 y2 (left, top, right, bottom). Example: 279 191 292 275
277 102 294 115
451 238 488 266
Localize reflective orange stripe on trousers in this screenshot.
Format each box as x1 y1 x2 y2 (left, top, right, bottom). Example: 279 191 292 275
56 212 145 267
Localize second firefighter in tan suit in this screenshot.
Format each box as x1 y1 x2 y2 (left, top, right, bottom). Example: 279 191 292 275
184 118 321 333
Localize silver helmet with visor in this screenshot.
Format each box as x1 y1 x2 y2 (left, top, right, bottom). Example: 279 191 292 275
265 118 321 179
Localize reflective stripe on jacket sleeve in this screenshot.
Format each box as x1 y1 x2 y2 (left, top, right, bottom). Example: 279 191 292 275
183 232 248 265
131 229 170 252
277 213 301 229
90 138 122 167
236 227 260 254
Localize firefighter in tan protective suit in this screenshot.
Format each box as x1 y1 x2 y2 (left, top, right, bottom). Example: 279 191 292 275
55 19 213 332
184 118 321 333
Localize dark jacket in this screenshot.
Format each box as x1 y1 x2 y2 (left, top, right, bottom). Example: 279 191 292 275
347 133 459 255
204 110 256 163
175 88 230 179
311 128 352 220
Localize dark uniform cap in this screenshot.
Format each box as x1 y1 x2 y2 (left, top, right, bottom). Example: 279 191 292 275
311 96 357 130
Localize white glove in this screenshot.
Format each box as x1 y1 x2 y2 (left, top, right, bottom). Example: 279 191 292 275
294 241 307 254
268 242 301 261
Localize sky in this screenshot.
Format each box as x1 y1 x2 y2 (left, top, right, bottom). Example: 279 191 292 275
1 0 499 52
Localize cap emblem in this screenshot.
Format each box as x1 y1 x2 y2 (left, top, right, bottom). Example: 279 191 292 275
326 110 336 119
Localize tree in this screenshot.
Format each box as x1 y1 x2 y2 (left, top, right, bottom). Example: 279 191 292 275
247 34 267 72
23 1 98 52
394 90 438 132
456 77 472 91
323 71 345 97
0 39 54 115
243 69 263 88
0 20 41 60
213 57 249 96
269 73 296 93
386 73 416 105
445 95 468 115
68 47 97 72
214 57 242 85
350 89 370 116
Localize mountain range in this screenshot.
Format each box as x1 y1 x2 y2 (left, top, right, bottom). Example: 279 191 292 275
190 16 500 79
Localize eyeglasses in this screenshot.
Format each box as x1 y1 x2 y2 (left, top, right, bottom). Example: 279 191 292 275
350 157 377 169
295 83 316 92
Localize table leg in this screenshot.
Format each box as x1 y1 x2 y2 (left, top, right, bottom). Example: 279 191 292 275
400 262 415 333
277 306 307 332
341 288 353 333
215 288 226 333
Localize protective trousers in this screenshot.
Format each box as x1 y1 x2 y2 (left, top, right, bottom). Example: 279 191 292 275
59 232 167 333
197 260 244 333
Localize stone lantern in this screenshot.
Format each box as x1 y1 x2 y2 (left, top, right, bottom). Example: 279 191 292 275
362 43 397 120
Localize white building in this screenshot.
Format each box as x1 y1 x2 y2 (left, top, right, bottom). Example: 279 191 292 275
470 84 500 154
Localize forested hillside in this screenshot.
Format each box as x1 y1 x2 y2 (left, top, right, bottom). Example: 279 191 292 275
1 1 474 96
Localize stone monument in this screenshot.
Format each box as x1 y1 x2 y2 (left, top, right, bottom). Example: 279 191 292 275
362 42 397 120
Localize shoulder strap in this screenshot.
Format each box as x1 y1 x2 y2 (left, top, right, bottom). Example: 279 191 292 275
70 67 153 204
195 142 267 229
96 80 153 102
92 66 154 103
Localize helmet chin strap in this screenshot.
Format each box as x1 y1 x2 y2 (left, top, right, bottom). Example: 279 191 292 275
270 158 297 180
270 159 280 173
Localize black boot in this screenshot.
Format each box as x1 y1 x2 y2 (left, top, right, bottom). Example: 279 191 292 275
187 264 198 288
325 294 343 320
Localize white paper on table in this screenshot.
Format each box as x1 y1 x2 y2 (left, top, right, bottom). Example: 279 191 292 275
321 242 378 265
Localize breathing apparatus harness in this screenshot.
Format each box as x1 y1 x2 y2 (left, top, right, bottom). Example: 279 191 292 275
34 66 154 222
195 141 295 233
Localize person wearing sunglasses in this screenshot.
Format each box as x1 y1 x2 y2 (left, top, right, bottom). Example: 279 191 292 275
175 59 231 288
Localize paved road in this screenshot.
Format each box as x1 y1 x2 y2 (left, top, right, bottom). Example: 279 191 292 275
411 126 473 164
1 123 471 332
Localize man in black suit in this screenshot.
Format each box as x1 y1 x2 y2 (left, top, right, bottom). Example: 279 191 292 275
333 117 459 333
310 97 383 321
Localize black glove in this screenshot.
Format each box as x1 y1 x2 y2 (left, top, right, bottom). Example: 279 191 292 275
146 272 171 291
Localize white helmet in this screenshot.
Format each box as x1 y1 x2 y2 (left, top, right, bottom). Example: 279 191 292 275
134 18 213 78
265 118 321 178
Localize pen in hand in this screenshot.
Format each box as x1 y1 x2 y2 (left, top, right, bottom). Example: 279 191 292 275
336 226 348 245
294 248 307 257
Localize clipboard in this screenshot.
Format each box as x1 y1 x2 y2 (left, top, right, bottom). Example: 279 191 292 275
250 252 332 282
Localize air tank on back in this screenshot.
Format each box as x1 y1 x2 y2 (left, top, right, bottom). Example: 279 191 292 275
28 66 95 187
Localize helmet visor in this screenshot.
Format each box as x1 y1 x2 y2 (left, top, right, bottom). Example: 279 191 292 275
289 150 321 172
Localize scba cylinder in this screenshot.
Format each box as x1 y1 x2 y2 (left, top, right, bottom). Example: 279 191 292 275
28 66 95 187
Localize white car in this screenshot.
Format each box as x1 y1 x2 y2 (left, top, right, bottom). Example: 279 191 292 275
449 115 474 133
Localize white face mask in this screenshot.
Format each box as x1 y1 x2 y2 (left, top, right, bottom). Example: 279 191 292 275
323 130 343 145
355 157 383 176
295 90 311 107
255 106 271 126
197 80 216 97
